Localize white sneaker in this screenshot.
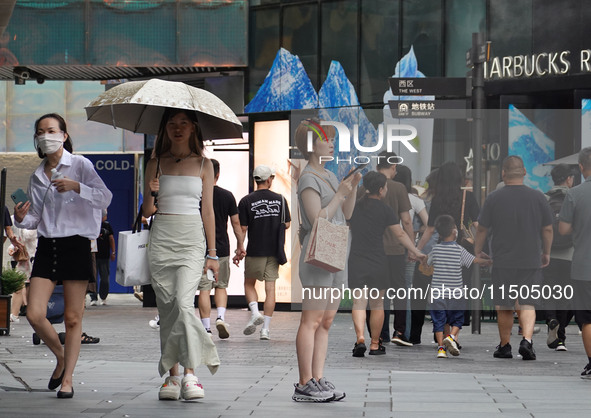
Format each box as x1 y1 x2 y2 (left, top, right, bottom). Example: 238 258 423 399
181 375 204 400
443 335 460 356
10 314 20 323
243 313 264 335
158 376 181 400
149 319 160 330
90 300 98 306
216 318 230 339
100 299 107 305
260 328 270 340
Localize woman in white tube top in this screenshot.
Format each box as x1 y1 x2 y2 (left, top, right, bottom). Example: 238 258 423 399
142 108 220 401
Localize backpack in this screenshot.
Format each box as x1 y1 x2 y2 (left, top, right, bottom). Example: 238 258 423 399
546 189 573 250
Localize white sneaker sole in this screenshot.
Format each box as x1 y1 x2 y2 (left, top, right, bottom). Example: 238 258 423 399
443 338 460 356
159 390 180 400
182 387 205 400
216 321 230 339
292 393 334 402
391 337 413 347
243 315 264 335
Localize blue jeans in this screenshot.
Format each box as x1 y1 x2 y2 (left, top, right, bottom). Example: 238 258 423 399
90 258 110 301
430 297 465 333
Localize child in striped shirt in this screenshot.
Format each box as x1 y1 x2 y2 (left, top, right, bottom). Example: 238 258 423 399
426 215 491 358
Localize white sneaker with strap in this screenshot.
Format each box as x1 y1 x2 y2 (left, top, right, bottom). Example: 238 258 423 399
181 375 205 400
158 376 181 400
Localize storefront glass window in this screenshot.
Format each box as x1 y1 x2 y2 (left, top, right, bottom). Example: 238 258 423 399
359 0 399 104
321 0 358 88
489 0 533 58
0 80 142 152
402 0 443 77
445 0 485 77
249 8 280 102
282 4 319 89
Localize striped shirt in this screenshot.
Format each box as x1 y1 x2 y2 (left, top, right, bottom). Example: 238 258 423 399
428 241 475 289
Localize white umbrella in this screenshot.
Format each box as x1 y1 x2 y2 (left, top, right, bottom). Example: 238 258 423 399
543 153 579 166
85 79 243 140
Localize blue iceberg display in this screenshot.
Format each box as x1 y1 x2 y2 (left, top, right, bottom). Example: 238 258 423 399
383 46 433 103
318 61 377 179
508 105 554 192
245 48 318 113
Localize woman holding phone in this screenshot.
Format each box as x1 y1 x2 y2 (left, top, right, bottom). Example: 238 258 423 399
292 118 361 402
142 108 220 401
14 113 112 398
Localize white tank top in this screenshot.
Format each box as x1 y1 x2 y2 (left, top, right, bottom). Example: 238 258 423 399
157 175 202 214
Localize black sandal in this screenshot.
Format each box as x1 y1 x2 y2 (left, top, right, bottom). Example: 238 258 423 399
81 332 100 344
352 342 366 357
369 340 386 355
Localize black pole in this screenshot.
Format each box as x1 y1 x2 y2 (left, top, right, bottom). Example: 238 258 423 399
471 32 485 335
0 168 6 294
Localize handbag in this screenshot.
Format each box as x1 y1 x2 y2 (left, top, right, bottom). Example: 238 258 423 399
115 210 151 287
304 211 349 273
276 196 288 265
12 246 30 262
460 189 476 252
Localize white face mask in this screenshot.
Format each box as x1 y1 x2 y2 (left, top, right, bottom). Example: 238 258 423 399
35 133 64 155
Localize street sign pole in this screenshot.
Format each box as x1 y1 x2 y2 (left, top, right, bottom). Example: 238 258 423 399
471 32 486 335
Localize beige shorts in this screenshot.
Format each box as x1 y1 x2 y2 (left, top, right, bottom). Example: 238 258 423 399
244 256 279 282
198 256 231 290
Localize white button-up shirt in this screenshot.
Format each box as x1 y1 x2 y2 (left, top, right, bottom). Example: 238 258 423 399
16 150 113 239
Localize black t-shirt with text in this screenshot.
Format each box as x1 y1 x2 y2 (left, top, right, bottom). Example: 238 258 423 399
238 189 291 257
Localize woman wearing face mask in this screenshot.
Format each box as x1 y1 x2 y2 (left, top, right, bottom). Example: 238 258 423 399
14 113 112 399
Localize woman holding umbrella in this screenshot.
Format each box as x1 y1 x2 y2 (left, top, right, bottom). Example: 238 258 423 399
14 113 112 398
142 108 220 401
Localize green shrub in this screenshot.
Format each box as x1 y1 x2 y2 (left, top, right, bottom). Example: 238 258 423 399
0 269 27 295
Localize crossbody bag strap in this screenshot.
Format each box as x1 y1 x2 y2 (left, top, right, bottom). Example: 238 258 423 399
305 169 338 194
281 195 285 223
460 189 467 226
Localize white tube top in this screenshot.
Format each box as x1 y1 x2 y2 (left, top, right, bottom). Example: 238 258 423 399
157 175 202 214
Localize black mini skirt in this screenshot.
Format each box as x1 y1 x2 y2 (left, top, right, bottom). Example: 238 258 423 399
31 235 93 284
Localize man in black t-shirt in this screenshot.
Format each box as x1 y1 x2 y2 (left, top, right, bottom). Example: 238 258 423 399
236 165 290 340
475 156 553 361
198 159 245 339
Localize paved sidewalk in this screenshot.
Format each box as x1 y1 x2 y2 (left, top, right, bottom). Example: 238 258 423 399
1 294 591 417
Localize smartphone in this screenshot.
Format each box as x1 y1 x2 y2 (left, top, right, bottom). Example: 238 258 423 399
343 162 370 180
11 188 30 207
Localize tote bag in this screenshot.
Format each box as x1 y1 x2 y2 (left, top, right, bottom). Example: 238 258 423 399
115 211 151 287
304 216 349 273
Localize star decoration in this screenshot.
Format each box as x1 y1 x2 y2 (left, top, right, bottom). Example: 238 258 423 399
464 148 473 173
